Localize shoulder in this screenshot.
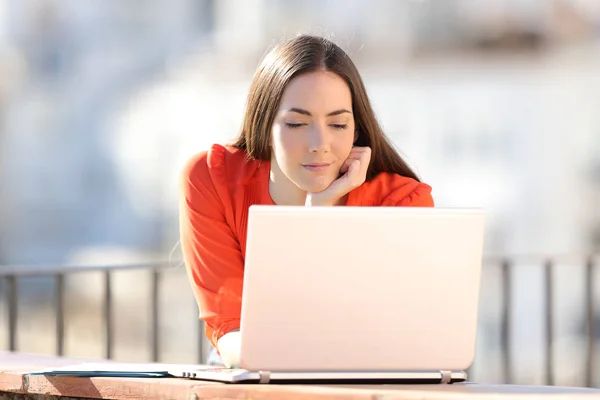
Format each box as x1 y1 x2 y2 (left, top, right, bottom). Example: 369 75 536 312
359 172 434 207
180 144 261 191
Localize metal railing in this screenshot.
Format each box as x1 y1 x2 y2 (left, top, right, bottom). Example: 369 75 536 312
0 261 207 364
480 255 598 387
1 255 598 386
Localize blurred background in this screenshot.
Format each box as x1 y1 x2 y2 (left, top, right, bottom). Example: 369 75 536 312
1 0 600 387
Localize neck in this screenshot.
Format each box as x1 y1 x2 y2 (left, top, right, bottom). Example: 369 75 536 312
268 159 307 206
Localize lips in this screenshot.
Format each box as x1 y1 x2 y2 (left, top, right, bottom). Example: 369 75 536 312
302 163 332 172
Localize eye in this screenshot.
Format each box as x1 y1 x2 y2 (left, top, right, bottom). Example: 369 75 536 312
285 123 305 128
331 124 348 130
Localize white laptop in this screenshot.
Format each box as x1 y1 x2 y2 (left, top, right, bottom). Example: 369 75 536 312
170 206 485 384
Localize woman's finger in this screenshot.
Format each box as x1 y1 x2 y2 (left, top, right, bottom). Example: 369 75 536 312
345 160 360 183
357 148 371 178
340 148 370 174
339 157 354 173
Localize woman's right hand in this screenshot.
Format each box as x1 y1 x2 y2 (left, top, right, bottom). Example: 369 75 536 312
216 330 241 368
305 146 371 206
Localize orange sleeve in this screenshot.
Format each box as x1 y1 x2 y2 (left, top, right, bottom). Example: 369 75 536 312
178 150 244 349
393 182 434 207
379 176 435 207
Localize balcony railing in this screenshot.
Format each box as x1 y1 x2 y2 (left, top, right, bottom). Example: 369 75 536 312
1 255 599 386
0 261 208 364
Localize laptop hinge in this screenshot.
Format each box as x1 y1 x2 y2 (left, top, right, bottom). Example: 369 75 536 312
440 370 452 384
258 371 271 384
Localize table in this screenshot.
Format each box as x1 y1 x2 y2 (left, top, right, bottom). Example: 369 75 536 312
2 352 600 399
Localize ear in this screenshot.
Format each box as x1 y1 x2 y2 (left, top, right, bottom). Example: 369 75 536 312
354 130 359 143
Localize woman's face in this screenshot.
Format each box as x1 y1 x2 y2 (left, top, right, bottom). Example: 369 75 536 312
270 71 356 193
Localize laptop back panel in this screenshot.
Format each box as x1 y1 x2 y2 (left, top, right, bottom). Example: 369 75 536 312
240 206 484 372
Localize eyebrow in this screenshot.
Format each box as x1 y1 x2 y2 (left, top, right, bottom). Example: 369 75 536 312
287 107 352 117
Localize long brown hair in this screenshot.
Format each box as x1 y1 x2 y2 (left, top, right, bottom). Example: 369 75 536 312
232 35 420 182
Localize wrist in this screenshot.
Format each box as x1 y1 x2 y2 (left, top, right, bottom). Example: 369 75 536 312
305 193 335 207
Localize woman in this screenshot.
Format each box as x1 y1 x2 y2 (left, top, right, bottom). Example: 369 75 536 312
179 35 434 367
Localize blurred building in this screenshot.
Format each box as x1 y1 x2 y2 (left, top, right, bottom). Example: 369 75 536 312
0 0 598 264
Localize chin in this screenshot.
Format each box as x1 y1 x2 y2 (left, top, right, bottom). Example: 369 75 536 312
299 177 334 193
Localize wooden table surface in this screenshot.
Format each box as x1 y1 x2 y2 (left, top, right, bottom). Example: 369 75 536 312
2 352 600 399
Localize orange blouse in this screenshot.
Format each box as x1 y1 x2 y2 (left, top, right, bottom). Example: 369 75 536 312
179 144 434 348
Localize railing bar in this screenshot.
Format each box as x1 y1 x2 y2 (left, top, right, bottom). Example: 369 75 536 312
104 271 113 359
198 314 204 364
586 256 595 388
151 269 160 362
55 274 65 356
544 259 554 385
2 255 600 277
501 259 512 384
0 261 176 277
7 276 17 351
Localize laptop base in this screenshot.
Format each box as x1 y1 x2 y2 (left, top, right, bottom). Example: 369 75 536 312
168 368 467 384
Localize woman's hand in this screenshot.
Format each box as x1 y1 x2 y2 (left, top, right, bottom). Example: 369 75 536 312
306 146 371 206
217 330 241 368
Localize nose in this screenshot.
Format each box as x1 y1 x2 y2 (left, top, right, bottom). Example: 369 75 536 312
307 125 330 153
